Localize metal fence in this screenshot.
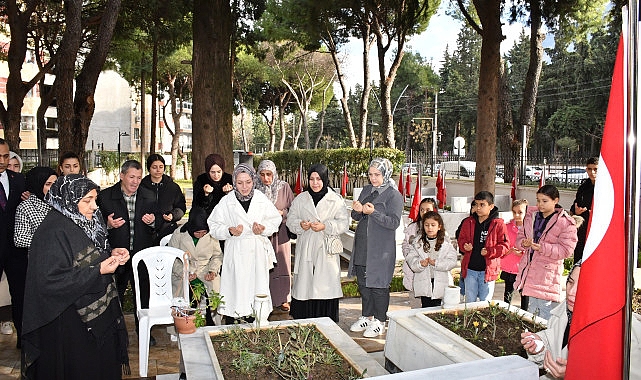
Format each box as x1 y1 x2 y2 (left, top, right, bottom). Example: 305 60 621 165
404 150 595 189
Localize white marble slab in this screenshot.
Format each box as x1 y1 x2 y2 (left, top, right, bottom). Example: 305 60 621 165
179 317 388 379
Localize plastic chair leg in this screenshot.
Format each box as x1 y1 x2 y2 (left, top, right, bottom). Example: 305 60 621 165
138 317 151 377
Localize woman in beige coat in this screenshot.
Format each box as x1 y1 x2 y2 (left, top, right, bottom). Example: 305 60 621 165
169 206 223 325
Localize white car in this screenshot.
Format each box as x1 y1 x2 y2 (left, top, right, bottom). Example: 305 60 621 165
401 163 419 175
550 167 588 186
524 166 543 181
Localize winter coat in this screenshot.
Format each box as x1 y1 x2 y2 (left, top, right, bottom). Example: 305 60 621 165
402 222 420 291
501 220 523 274
514 206 577 302
207 191 281 318
527 301 568 379
348 185 403 288
286 190 349 300
141 174 186 244
168 229 223 297
97 182 156 254
193 172 233 216
458 206 509 282
405 236 457 298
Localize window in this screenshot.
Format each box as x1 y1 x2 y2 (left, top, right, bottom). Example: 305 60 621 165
20 116 35 131
46 117 58 131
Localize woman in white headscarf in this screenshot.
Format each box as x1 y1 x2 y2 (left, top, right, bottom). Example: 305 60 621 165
255 159 294 312
207 164 282 324
348 157 403 338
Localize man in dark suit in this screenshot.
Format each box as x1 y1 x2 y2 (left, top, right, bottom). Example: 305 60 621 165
97 160 156 340
0 139 27 348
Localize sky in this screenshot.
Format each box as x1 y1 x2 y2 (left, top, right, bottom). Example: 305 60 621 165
337 5 531 92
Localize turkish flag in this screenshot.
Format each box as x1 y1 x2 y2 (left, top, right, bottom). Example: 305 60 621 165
341 163 348 197
538 166 545 188
511 167 517 201
398 169 405 197
408 167 422 220
294 161 303 194
405 172 411 197
436 170 446 209
565 35 626 379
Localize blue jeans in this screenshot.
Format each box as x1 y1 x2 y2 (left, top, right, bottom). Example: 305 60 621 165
528 297 558 320
464 269 493 302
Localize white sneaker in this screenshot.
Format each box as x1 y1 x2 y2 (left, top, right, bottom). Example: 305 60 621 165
363 319 384 338
1 321 13 335
350 316 372 332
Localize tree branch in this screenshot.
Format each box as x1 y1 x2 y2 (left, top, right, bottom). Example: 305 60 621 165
457 0 483 35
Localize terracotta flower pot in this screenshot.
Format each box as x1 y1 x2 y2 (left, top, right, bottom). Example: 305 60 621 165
173 312 197 334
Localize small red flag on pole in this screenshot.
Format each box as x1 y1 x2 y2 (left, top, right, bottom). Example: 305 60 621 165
341 163 348 197
408 167 422 220
436 169 446 209
294 161 303 194
511 167 517 201
405 172 411 197
398 169 405 197
538 166 545 189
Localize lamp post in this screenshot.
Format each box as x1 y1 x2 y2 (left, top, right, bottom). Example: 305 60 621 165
118 131 130 164
368 121 378 162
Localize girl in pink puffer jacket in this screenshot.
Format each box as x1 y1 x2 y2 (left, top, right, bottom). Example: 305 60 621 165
514 185 577 320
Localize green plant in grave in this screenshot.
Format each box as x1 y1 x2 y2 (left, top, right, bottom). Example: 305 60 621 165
172 278 225 328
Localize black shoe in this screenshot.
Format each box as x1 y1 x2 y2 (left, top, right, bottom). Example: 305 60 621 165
149 335 156 346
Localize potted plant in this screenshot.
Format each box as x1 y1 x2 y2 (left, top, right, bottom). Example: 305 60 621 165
172 279 224 334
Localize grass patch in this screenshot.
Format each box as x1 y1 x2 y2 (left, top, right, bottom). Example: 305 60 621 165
341 276 406 298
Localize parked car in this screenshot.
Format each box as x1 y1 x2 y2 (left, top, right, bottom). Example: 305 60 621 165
550 167 588 186
401 163 419 175
524 166 543 181
440 161 504 183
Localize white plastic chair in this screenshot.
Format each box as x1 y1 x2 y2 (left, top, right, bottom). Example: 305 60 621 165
132 246 189 377
159 234 172 247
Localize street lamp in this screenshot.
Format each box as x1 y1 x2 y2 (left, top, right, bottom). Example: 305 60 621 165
118 131 130 164
368 121 378 162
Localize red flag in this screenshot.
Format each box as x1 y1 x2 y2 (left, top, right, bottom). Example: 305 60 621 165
436 169 446 209
341 163 348 197
397 169 405 197
294 161 303 194
408 168 422 220
538 166 545 188
405 172 411 196
511 167 517 201
565 35 626 379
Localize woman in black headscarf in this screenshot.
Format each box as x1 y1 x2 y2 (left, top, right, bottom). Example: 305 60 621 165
14 166 57 249
192 153 233 216
168 206 223 325
22 175 131 379
286 164 349 322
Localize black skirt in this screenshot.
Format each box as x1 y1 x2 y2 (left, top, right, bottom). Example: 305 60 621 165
290 297 340 323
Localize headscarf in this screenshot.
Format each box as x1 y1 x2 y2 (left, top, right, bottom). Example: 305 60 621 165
180 207 210 238
45 174 109 253
369 157 393 191
232 163 256 202
255 160 287 204
308 163 330 206
25 166 57 200
205 153 226 174
9 151 23 172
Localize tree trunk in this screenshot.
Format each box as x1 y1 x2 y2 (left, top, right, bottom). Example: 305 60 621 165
262 96 277 151
150 35 158 155
192 0 233 180
374 33 404 149
66 0 122 166
472 0 502 194
36 77 55 164
314 76 334 149
359 26 374 149
140 70 146 163
278 103 286 151
55 0 83 161
519 0 544 143
325 32 357 148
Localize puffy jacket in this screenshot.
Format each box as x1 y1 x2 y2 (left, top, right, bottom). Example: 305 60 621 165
458 206 509 282
501 220 523 274
514 206 577 302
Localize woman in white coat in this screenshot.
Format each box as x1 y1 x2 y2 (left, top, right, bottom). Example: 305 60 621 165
208 164 282 324
405 211 457 307
286 163 349 322
168 206 223 325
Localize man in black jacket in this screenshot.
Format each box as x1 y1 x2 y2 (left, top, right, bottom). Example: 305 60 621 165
98 160 156 338
570 157 598 263
0 139 27 348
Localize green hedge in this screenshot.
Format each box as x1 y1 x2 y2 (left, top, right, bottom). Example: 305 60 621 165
254 148 406 177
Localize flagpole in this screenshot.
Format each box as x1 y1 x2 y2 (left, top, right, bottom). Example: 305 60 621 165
624 3 640 379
